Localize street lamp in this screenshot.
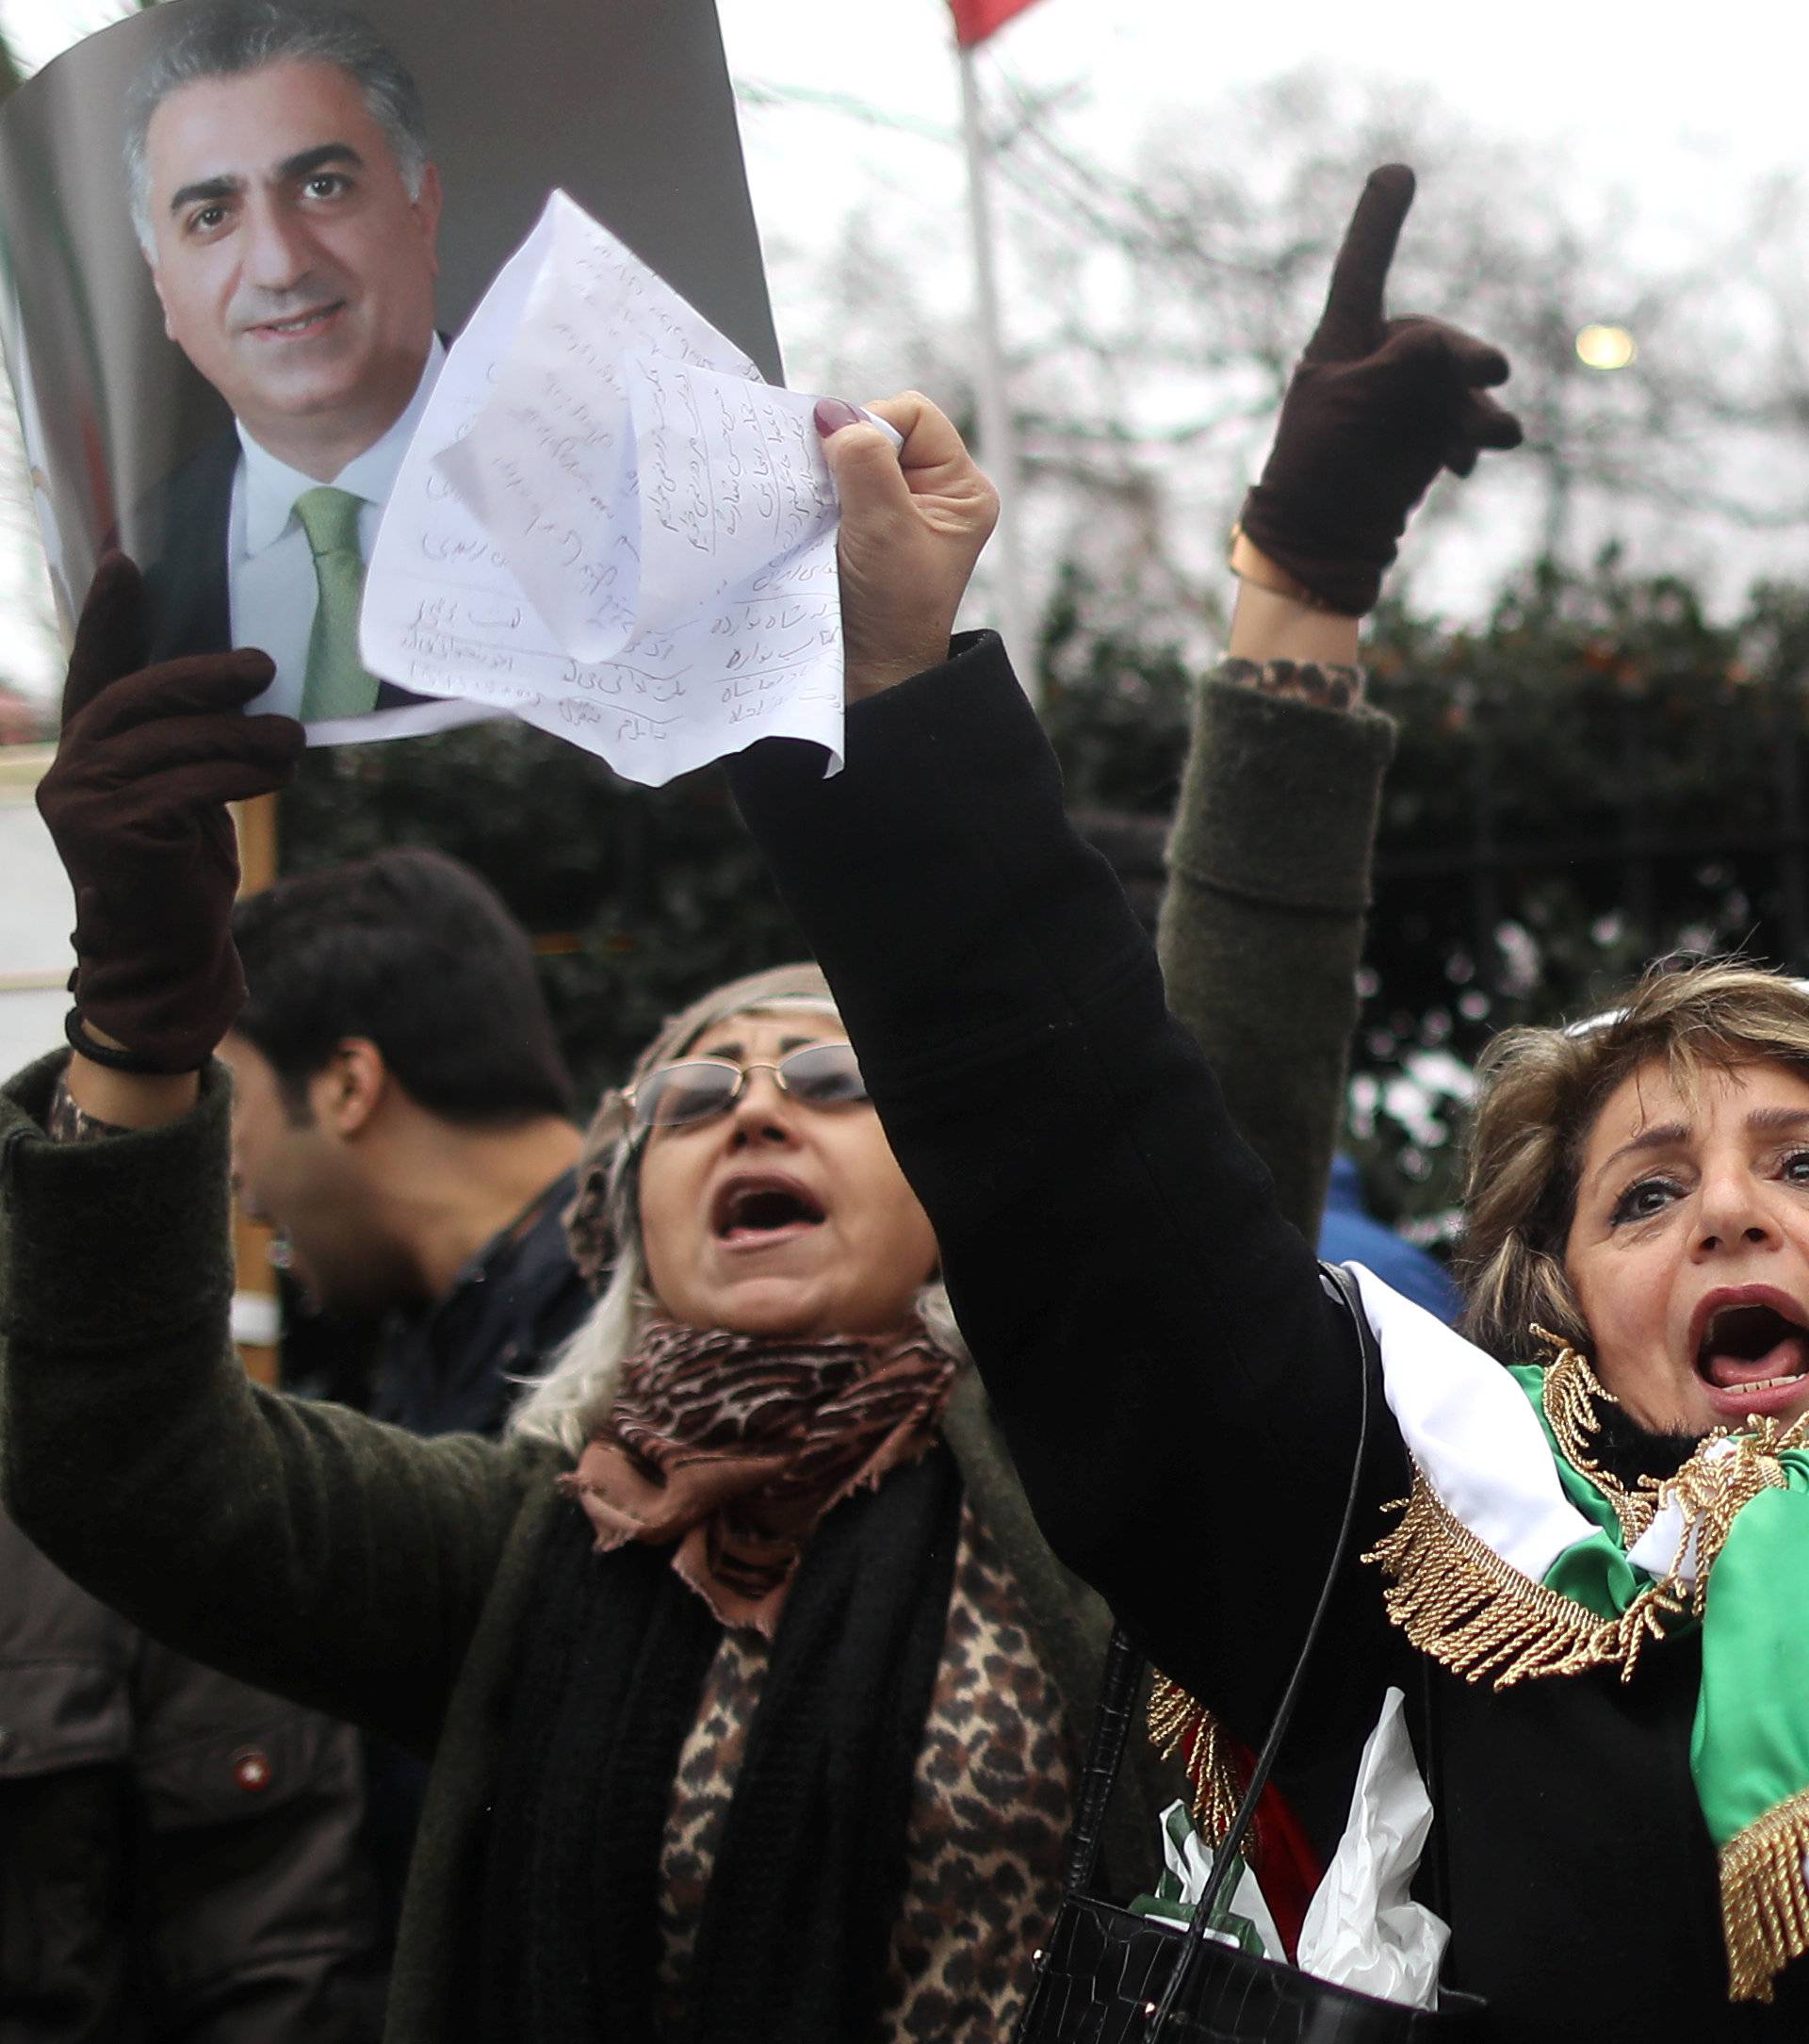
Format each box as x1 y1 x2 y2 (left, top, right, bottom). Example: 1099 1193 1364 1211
1575 323 1637 370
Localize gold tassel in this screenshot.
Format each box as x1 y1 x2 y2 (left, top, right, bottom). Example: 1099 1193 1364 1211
1148 1672 1243 1845
1663 1417 1803 1616
1721 1787 1809 2003
1365 1470 1687 1689
1534 1327 1658 1545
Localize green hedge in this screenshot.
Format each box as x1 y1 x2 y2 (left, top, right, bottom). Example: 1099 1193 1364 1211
281 552 1809 1236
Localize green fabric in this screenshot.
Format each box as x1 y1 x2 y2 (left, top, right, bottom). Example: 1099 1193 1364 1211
294 486 381 721
1506 1362 1647 1621
1157 670 1395 1236
1504 1368 1809 1859
1691 1456 1809 1853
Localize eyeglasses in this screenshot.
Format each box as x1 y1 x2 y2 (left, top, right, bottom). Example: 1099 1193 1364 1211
627 1041 870 1131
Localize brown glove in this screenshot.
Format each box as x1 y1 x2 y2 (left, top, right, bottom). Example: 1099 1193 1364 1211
36 554 304 1074
1238 164 1523 616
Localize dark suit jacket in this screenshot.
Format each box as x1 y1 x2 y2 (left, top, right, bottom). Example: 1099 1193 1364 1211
130 429 420 711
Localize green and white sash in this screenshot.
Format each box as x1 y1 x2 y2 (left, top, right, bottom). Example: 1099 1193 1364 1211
1346 1264 1809 2004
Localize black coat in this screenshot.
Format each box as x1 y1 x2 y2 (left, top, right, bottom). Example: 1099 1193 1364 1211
727 632 1809 2044
368 1168 591 1441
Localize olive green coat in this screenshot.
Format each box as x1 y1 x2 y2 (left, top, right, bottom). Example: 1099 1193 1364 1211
0 666 1390 2041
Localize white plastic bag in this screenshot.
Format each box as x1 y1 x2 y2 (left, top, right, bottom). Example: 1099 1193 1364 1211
1296 1686 1449 2009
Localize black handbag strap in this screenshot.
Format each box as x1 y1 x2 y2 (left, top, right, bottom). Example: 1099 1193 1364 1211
1146 1259 1376 2036
1058 1264 1377 1921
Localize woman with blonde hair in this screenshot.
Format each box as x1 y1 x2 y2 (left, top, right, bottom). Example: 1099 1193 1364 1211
7 167 1516 2039
724 207 1809 2040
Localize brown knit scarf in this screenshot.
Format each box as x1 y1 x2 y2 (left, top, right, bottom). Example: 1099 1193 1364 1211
562 1319 957 1635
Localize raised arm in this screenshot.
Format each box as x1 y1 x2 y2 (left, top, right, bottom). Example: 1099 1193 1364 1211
1 560 541 1749
730 173 1520 1758
727 395 1383 1754
1158 166 1519 1236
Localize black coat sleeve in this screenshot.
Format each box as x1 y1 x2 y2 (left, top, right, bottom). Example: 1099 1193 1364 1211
728 634 1409 1759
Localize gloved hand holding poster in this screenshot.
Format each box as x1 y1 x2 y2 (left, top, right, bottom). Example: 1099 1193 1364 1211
0 0 781 748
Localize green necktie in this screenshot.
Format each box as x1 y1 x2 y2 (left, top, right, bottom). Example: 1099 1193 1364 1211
294 485 380 720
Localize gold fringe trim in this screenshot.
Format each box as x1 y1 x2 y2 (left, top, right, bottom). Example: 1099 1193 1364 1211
1148 1672 1242 1845
1365 1471 1687 1689
1721 1786 1809 2003
1533 1327 1658 1546
1666 1416 1804 1617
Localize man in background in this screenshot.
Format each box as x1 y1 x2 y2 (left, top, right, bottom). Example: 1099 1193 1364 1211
223 847 591 1949
225 846 589 1436
124 0 442 725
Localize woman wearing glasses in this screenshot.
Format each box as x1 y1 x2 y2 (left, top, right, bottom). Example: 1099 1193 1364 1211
483 958 1144 2042
11 554 1312 2042
7 169 1472 2044
1 901 1185 2036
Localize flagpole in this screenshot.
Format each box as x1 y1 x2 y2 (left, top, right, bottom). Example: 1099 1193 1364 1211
955 41 1036 709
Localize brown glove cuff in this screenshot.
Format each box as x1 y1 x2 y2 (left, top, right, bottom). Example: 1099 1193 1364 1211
1236 486 1393 616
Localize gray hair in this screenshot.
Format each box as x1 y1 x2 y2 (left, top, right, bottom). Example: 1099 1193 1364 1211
508 980 969 1457
123 0 429 255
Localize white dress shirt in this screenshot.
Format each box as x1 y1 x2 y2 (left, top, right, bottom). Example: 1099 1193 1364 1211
228 336 486 739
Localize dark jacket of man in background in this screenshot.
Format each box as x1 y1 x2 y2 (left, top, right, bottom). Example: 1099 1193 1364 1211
0 1509 379 2042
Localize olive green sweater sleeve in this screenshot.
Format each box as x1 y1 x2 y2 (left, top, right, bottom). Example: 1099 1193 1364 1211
1155 669 1395 1239
0 1052 549 1752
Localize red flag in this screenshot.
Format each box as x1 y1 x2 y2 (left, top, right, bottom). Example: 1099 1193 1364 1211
950 0 1042 48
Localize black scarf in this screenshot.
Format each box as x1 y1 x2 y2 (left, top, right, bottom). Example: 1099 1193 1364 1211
478 1440 963 2043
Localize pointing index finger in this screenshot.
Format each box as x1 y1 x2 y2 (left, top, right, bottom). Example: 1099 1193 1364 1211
1305 163 1417 365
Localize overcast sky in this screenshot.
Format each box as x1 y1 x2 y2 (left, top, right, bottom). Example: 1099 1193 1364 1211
0 0 1801 694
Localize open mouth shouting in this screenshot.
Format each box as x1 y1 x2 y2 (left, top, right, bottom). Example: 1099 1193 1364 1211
710 1172 826 1252
1690 1287 1809 1423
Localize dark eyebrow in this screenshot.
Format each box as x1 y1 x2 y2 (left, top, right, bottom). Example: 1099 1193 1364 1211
1590 1120 1689 1189
1591 1104 1809 1191
168 143 364 219
275 141 366 184
168 172 243 217
690 1034 829 1062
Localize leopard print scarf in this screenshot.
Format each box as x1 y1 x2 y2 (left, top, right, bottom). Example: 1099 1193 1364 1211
562 1320 957 1634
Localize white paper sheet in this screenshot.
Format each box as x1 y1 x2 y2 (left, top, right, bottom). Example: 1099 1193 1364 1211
361 191 872 787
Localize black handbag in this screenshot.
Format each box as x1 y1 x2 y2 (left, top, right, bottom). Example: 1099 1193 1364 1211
1013 1264 1488 2043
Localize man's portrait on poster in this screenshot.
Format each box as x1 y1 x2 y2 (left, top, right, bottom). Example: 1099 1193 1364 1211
126 0 445 729
0 0 779 741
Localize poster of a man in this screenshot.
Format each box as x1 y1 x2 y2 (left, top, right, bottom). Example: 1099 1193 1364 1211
0 0 781 744
129 4 448 730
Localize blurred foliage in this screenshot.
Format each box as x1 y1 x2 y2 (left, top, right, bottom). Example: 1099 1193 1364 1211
283 548 1809 1247
1348 552 1809 1238
281 727 804 1103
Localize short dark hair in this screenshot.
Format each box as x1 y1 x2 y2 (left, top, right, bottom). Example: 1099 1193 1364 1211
232 849 576 1124
124 0 430 253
